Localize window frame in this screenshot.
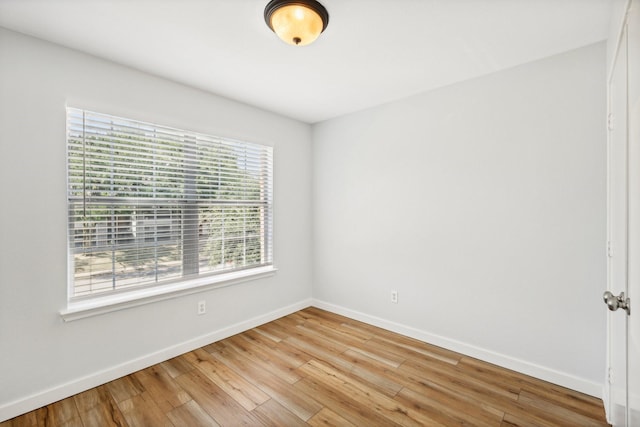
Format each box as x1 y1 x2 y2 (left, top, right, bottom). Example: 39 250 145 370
62 108 275 321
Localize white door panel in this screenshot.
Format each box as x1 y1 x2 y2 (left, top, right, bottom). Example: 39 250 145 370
627 1 640 424
608 21 628 424
608 1 639 425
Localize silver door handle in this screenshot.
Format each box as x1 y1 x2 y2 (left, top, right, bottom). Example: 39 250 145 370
603 291 631 315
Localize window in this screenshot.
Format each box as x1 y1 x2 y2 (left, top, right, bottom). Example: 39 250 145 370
66 108 273 300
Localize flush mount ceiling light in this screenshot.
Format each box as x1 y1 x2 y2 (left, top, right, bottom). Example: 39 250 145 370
264 0 329 46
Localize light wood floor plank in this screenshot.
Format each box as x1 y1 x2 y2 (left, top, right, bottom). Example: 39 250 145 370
159 355 196 379
227 332 305 383
295 376 404 426
298 359 424 426
131 365 191 413
182 348 270 411
174 369 263 426
253 320 294 341
295 315 371 347
253 398 309 427
519 381 608 421
77 385 130 427
306 407 356 427
73 387 102 414
397 379 505 426
401 356 521 402
393 386 476 427
517 390 609 427
338 348 405 396
117 391 174 427
348 341 406 368
252 325 284 343
43 397 80 426
166 400 219 427
293 324 351 355
284 335 355 372
1 307 609 426
104 375 144 403
207 341 324 421
368 334 461 366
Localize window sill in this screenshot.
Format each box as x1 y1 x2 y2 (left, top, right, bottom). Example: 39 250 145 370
60 266 277 322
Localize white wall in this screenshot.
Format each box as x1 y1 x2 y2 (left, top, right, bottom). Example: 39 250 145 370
0 24 608 420
0 28 312 420
312 43 607 395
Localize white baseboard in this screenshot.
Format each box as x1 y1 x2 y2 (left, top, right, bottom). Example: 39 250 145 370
0 298 312 423
312 299 604 398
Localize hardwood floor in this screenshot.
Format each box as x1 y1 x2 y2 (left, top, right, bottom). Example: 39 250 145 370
2 307 609 426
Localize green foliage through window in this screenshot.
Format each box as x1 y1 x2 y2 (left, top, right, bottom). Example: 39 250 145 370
67 108 273 298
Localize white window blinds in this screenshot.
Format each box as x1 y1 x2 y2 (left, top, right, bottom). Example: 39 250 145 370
67 108 273 298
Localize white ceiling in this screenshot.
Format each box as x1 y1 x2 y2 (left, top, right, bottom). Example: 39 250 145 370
0 0 611 123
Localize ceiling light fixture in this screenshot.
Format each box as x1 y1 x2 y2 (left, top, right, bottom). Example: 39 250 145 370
264 0 329 46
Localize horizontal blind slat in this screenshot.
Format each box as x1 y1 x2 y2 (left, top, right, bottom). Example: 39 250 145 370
67 107 273 299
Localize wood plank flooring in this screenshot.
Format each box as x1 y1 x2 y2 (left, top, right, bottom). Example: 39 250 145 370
1 307 609 426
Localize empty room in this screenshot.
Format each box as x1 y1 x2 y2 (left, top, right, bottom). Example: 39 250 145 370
0 0 638 425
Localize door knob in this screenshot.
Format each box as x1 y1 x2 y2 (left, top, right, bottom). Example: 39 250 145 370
603 291 631 315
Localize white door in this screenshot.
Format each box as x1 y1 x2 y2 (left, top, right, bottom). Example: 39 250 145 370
607 17 628 423
627 2 640 424
607 1 639 425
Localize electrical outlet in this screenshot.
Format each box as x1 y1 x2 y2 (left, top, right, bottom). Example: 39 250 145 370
197 300 206 315
391 291 398 304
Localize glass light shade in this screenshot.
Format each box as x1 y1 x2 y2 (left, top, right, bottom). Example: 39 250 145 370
269 4 323 46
